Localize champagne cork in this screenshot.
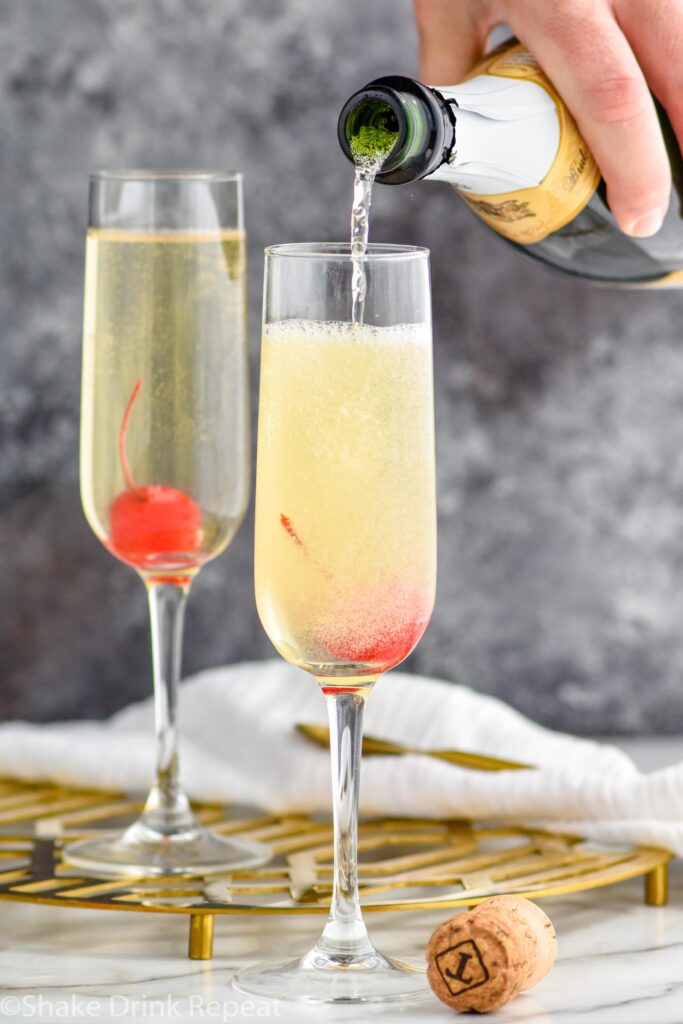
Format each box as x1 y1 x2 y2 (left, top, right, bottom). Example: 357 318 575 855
426 896 557 1013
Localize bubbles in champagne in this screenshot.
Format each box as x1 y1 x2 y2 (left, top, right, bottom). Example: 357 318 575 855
255 318 436 679
81 229 250 580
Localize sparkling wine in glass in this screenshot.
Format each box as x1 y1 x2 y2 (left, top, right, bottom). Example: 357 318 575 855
234 243 436 1002
67 172 268 877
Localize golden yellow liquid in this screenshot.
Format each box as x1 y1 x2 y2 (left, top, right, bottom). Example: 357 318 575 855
81 229 249 582
254 319 436 680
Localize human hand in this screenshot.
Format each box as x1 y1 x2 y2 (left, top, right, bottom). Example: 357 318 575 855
413 0 682 237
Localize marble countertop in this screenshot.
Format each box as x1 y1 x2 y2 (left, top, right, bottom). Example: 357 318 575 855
2 737 681 1024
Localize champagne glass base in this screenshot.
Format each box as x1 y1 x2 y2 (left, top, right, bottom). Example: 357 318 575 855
232 946 430 1004
64 820 270 878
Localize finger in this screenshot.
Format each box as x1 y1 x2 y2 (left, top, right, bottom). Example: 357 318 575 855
413 0 498 85
616 0 683 163
508 0 671 237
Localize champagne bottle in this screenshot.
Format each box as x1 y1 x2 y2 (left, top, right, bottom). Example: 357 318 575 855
338 41 683 287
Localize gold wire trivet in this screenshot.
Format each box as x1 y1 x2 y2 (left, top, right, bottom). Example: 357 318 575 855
0 779 669 961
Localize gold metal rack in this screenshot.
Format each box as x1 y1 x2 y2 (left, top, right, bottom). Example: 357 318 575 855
0 779 669 960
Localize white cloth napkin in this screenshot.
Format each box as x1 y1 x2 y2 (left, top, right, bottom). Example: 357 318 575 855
1 660 681 855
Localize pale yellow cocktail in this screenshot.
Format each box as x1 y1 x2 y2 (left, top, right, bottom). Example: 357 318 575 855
254 318 436 684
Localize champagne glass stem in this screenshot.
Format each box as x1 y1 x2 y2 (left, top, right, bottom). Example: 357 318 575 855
317 688 373 959
140 581 195 835
66 576 268 873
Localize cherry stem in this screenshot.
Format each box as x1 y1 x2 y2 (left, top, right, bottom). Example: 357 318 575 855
119 378 143 493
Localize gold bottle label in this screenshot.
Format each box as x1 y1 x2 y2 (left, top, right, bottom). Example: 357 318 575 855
458 44 601 245
642 268 683 287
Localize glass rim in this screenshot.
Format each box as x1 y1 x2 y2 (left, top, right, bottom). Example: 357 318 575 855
89 170 243 183
264 242 430 261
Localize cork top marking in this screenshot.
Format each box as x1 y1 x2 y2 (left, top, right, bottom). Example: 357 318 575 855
436 938 489 997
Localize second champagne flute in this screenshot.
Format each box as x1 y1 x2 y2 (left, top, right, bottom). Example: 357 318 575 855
67 171 268 877
235 243 436 1002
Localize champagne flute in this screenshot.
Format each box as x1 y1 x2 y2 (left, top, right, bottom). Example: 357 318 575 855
234 243 436 1002
67 171 268 877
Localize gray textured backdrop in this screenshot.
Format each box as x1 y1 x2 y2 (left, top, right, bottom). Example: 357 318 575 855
3 0 683 732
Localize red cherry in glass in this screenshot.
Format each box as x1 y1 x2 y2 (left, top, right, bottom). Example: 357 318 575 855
325 584 431 670
109 485 201 561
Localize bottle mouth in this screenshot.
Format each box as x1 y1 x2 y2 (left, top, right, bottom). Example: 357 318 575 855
337 87 406 170
337 77 453 185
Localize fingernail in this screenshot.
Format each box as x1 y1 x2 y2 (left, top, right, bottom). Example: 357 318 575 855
623 207 666 238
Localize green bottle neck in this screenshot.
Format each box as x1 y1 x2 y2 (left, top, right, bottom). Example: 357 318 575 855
337 77 454 184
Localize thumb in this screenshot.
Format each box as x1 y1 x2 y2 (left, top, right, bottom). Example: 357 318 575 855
413 0 494 85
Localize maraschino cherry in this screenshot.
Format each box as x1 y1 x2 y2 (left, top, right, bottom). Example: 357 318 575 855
108 380 201 567
280 513 429 671
325 587 430 669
